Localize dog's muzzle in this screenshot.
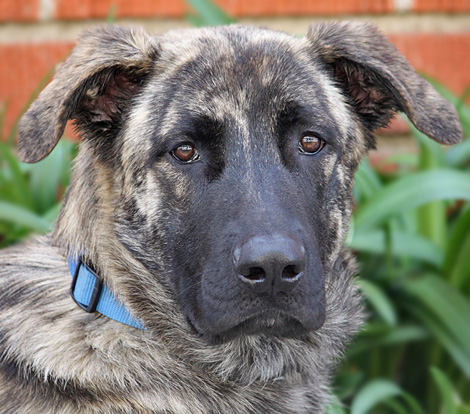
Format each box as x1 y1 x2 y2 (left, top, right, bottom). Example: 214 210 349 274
190 230 325 343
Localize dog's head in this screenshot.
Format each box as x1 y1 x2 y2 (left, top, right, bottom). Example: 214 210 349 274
18 23 461 347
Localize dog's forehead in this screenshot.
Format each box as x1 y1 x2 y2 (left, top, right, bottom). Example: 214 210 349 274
157 25 300 63
153 25 347 114
123 26 354 162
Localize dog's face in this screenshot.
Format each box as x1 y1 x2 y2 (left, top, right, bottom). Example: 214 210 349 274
118 28 360 342
18 24 461 345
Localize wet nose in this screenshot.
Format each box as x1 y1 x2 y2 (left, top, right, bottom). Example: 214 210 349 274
233 234 306 295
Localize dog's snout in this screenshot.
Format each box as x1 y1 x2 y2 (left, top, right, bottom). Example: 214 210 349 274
233 234 306 294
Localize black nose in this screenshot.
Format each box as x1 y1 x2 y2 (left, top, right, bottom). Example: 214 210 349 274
233 234 306 295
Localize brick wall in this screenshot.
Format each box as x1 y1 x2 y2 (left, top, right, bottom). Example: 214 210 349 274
1 0 470 141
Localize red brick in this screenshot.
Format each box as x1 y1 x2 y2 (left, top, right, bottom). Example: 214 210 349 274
0 43 73 139
377 34 470 134
389 34 470 100
413 0 470 13
55 0 187 19
54 0 394 19
0 0 38 22
218 0 394 16
377 34 470 135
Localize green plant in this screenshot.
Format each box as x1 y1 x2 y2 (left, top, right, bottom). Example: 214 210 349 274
0 68 76 247
339 82 470 413
0 120 76 248
185 0 235 27
0 5 117 248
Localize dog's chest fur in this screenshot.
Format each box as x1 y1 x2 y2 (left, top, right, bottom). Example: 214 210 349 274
0 236 360 413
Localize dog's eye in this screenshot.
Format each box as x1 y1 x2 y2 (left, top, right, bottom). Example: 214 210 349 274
171 144 200 163
298 134 325 155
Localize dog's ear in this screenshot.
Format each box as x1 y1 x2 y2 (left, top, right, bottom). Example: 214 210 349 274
307 21 462 145
18 25 158 163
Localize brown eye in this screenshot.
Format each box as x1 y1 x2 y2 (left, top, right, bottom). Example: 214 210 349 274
171 143 200 163
299 134 324 155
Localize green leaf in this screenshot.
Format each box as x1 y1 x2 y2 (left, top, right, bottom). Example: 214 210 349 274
431 367 458 414
412 123 447 249
28 139 71 214
0 201 51 233
382 398 409 414
349 229 443 267
185 13 206 27
354 170 470 232
352 379 424 414
400 393 425 414
42 202 62 224
0 142 34 209
186 0 236 27
351 379 403 414
412 121 446 169
334 371 364 400
378 324 429 346
444 206 470 288
357 280 397 325
347 324 429 357
445 140 470 167
106 4 116 23
404 275 470 376
458 106 470 139
29 155 61 214
354 159 382 203
326 394 346 414
410 303 470 377
403 275 470 350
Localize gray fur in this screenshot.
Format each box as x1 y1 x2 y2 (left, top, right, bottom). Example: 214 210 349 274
0 22 461 413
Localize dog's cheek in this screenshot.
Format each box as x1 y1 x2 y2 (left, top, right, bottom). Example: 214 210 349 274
321 168 353 268
148 163 209 292
112 161 189 275
296 148 354 270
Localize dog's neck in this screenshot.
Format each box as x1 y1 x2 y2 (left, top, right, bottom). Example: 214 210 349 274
53 147 136 294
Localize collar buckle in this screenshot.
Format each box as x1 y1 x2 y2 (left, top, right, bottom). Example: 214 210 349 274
70 257 103 313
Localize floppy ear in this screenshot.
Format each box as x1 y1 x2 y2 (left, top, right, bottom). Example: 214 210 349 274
18 25 158 163
307 21 462 145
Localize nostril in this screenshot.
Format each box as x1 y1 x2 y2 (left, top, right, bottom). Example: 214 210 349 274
240 267 266 282
234 234 306 294
282 264 302 281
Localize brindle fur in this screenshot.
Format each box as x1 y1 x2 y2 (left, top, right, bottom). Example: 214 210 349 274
0 22 462 413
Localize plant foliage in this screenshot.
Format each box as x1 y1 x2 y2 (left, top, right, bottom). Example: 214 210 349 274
341 80 470 413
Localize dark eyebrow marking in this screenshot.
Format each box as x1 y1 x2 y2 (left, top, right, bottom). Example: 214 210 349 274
276 100 344 149
191 114 226 145
146 112 226 167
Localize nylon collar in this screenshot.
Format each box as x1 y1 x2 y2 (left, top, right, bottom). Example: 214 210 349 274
68 256 145 330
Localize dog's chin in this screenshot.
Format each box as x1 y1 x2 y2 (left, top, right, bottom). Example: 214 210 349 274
189 311 319 345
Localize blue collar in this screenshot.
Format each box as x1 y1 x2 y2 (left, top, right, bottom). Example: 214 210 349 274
68 256 145 330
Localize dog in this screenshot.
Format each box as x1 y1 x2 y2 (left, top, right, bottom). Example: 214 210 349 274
0 22 462 413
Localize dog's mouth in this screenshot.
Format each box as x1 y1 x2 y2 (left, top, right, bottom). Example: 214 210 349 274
188 310 315 344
